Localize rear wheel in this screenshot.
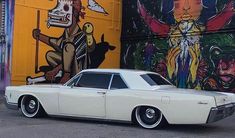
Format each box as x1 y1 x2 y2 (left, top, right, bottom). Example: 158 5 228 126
135 106 166 129
20 96 44 118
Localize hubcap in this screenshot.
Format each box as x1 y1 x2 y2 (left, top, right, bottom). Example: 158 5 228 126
29 100 36 109
145 108 155 119
21 96 40 118
135 107 163 129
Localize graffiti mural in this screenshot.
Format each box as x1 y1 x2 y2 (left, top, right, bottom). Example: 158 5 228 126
121 0 235 92
0 0 15 90
27 0 115 84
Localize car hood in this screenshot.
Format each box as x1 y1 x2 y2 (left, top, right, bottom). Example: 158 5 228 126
158 86 234 106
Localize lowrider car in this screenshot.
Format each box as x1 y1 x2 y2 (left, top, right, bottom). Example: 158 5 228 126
4 69 235 129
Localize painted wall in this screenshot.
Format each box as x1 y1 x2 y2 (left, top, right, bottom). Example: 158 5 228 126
0 0 14 90
11 0 121 85
121 0 235 93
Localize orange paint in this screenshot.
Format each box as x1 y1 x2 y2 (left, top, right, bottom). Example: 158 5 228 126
11 0 122 85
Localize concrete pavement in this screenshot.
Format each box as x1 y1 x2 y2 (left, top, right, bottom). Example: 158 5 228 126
0 91 4 104
1 94 235 138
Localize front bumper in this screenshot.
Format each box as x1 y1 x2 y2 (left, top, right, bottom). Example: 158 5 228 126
207 103 235 123
4 96 18 110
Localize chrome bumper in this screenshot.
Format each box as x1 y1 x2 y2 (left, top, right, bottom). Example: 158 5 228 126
4 96 18 110
207 103 235 123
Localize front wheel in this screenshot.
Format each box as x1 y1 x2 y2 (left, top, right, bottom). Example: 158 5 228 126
20 96 45 118
135 106 166 129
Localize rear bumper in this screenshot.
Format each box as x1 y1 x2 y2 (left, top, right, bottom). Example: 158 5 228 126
4 96 18 110
207 103 235 123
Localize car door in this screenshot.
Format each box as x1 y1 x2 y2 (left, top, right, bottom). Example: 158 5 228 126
59 72 112 118
106 74 131 120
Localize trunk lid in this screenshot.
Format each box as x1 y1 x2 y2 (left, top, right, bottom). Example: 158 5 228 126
157 86 232 106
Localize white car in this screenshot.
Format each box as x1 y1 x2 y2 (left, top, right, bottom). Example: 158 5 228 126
4 69 235 129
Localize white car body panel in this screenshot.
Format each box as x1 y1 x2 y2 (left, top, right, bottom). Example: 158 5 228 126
105 88 216 124
4 69 235 125
59 86 106 118
5 85 60 115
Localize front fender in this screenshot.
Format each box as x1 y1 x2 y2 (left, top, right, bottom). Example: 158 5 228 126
5 86 59 115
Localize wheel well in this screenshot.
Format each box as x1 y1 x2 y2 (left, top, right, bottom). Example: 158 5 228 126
131 107 137 123
18 95 36 108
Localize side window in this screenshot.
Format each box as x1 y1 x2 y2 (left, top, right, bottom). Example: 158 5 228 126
111 75 128 89
76 73 111 89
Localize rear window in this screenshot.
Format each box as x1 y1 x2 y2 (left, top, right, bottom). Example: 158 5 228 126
140 74 172 86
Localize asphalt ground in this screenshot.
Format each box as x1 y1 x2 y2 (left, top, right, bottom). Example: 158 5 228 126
0 93 235 138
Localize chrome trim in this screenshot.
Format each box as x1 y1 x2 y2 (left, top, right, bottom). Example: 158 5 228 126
4 96 18 110
64 73 81 86
145 108 155 119
207 103 235 123
67 71 130 90
74 74 82 86
198 101 208 105
97 91 106 95
29 100 36 109
108 74 114 90
49 114 132 124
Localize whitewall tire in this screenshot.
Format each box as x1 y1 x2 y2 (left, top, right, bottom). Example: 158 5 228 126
135 106 166 129
20 96 44 118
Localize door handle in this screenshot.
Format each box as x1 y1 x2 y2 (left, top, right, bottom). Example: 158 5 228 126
97 91 106 94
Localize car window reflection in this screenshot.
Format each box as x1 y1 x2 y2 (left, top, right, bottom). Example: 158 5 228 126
110 75 128 89
141 74 172 86
76 73 111 89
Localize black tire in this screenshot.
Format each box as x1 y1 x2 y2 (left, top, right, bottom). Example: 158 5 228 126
20 95 45 118
135 106 167 129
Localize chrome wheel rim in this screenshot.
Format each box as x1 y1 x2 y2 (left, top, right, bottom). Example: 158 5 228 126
135 107 162 129
21 96 40 118
29 100 36 109
145 108 155 119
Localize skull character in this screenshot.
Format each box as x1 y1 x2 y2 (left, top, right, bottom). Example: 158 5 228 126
47 0 73 28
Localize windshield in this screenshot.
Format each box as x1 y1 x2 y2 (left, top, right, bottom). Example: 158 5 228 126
140 73 172 86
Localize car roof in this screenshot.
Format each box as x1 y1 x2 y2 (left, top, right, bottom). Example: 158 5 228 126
81 68 156 75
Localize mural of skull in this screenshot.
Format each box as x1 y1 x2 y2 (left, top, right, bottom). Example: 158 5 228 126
47 0 73 28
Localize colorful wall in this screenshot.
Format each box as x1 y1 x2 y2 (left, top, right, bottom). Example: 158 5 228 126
0 0 14 90
11 0 121 85
121 0 235 93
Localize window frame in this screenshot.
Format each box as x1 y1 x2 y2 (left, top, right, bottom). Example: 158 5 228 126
140 73 173 86
64 73 82 87
75 72 113 89
65 71 130 90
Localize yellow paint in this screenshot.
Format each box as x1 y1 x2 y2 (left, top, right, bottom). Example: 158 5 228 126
11 0 122 85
